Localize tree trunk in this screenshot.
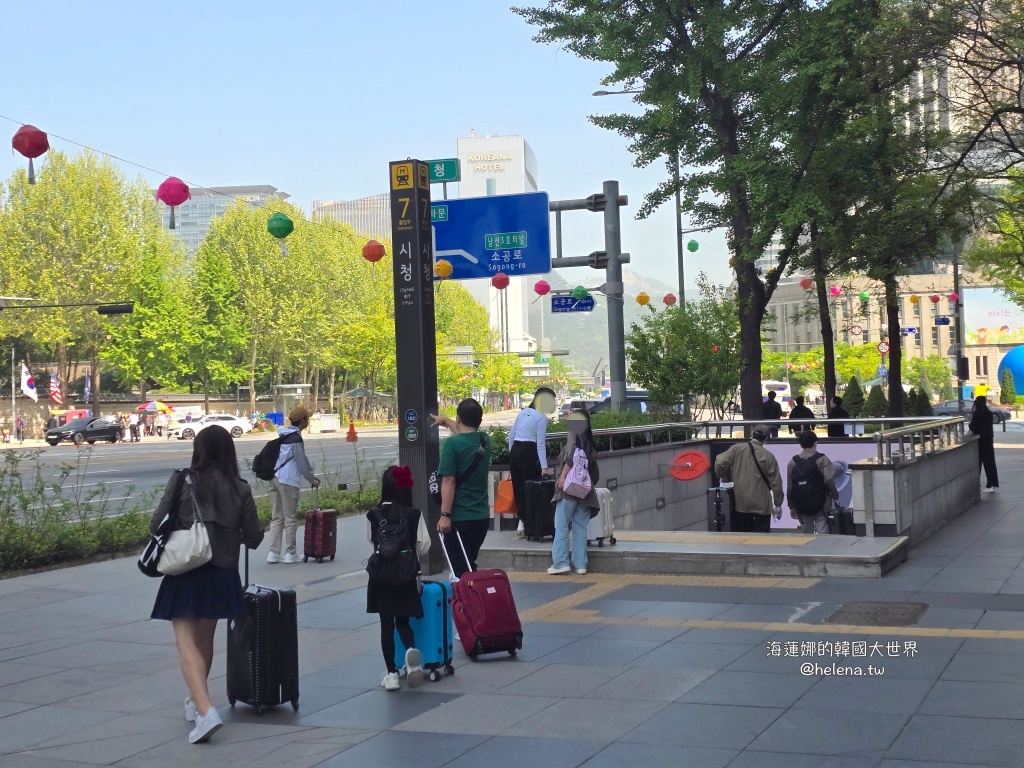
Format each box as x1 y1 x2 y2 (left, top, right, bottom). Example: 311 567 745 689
202 369 211 416
140 378 148 403
328 365 336 413
884 272 904 416
248 337 258 412
811 222 837 404
57 344 69 397
91 360 101 415
737 263 767 421
312 368 320 411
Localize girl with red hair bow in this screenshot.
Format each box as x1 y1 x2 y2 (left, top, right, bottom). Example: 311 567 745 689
365 466 430 691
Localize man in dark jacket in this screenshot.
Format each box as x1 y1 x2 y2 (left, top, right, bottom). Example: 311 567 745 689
788 396 815 433
827 396 850 437
762 391 783 438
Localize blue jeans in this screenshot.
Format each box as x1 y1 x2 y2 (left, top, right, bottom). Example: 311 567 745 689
552 497 591 570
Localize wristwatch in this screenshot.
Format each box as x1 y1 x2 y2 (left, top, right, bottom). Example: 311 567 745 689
440 512 452 518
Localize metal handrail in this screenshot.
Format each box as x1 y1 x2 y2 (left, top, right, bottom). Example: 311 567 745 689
871 417 967 463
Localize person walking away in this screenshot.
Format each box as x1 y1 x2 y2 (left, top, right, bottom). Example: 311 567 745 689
267 406 320 563
186 412 193 424
762 391 783 438
46 414 58 431
508 387 557 537
129 412 140 442
786 431 840 534
431 398 492 578
16 414 25 443
547 410 600 575
827 396 850 438
149 425 264 744
970 395 999 493
788 396 815 434
366 466 431 691
714 424 784 532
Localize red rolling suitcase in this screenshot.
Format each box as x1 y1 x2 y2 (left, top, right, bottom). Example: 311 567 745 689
444 532 523 661
303 490 337 563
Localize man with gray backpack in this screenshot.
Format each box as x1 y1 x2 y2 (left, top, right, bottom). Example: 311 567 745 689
786 431 840 534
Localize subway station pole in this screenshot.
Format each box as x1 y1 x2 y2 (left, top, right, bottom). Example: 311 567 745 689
603 180 627 413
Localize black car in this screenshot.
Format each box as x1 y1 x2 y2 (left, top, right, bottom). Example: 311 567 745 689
931 400 1012 424
46 416 123 446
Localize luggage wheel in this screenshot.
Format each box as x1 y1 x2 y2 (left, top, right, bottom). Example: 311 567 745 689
609 536 617 545
330 555 335 561
508 648 517 657
303 556 308 563
445 664 455 677
317 557 323 564
229 698 236 708
429 669 440 682
469 653 479 662
253 705 263 717
291 699 299 711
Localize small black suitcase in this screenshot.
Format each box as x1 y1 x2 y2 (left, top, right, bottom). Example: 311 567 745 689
523 479 557 541
829 506 856 535
227 550 299 715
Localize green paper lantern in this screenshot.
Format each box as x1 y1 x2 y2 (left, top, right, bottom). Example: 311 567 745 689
686 239 699 253
859 290 870 301
571 286 589 301
267 212 294 240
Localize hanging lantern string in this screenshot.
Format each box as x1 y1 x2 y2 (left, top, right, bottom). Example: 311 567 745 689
1 113 282 214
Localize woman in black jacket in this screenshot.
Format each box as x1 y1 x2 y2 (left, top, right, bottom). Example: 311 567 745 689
150 425 264 744
969 396 999 493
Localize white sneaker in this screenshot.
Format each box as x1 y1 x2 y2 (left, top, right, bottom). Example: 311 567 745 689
283 553 299 563
517 522 526 538
404 648 425 689
547 565 570 575
576 568 588 575
266 552 281 564
188 707 223 744
983 487 997 494
381 672 400 691
185 698 197 722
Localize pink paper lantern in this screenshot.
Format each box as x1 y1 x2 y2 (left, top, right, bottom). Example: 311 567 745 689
830 285 842 297
491 273 510 290
534 279 550 296
929 294 941 304
948 292 959 303
800 277 813 290
155 177 191 230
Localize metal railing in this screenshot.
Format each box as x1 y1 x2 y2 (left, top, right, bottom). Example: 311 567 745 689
872 417 967 463
542 416 960 455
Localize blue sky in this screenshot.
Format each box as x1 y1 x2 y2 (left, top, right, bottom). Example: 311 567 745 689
1 0 732 289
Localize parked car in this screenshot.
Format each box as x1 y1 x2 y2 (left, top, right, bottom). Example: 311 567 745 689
587 392 652 414
46 416 123 446
931 400 1012 423
167 413 253 440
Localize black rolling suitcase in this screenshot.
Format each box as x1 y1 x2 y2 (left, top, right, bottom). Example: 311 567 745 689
523 478 557 541
227 550 299 716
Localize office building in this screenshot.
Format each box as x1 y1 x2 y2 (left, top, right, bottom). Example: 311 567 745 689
312 194 391 241
158 185 288 256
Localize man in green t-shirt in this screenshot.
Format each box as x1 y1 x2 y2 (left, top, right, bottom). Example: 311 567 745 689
431 398 492 578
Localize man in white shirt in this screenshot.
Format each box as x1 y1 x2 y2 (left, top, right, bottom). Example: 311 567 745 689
508 387 557 537
128 412 140 443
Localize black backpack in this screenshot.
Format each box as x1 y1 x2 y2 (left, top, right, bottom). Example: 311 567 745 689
366 507 419 585
791 453 827 516
252 432 300 481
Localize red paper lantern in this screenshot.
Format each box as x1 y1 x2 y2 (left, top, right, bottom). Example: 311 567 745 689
663 293 677 306
534 279 550 296
492 273 510 290
948 292 959 303
929 294 941 304
11 125 49 184
800 277 813 290
362 240 386 263
155 177 191 230
711 345 719 353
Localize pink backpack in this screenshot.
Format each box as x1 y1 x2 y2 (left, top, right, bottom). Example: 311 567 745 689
562 446 592 499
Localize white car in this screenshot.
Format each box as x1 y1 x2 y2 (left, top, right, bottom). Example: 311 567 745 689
168 413 253 440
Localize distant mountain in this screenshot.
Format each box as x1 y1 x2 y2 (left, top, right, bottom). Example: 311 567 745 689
527 269 688 379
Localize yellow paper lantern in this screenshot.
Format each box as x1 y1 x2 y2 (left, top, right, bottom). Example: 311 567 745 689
909 295 919 304
636 292 650 306
434 259 453 279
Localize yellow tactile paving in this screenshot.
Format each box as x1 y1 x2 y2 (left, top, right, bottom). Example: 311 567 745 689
514 572 1024 642
612 531 816 546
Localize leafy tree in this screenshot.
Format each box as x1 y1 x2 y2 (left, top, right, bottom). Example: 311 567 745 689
907 388 920 417
862 385 890 418
844 377 866 417
966 171 1024 304
626 274 740 418
1001 368 1016 405
940 377 955 401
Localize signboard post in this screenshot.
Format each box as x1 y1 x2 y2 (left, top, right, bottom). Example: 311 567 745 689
389 159 442 574
430 192 551 280
425 158 460 200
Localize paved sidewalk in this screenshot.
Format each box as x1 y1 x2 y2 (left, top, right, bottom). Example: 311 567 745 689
0 435 1021 766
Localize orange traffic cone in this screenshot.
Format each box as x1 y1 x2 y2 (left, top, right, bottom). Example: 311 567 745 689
346 419 358 443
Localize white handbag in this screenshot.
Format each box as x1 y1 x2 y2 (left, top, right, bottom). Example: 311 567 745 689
157 473 212 576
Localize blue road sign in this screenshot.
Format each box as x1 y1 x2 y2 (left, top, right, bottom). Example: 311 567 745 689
552 295 595 313
877 366 888 377
935 316 951 326
901 326 919 334
404 409 417 425
430 192 550 280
